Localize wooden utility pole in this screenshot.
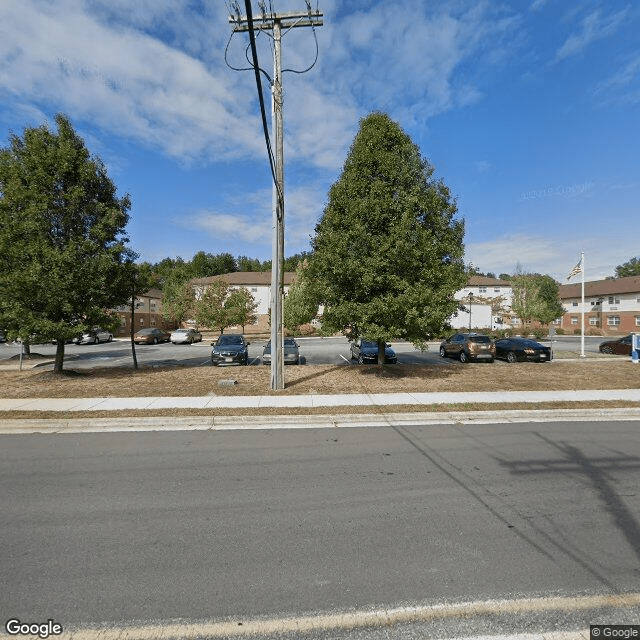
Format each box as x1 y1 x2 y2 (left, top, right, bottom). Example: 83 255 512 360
229 7 323 390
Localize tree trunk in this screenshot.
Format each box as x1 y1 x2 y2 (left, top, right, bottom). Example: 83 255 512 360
130 297 138 370
54 339 65 373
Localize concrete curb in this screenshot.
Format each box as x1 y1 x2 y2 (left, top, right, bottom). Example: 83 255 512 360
2 407 640 434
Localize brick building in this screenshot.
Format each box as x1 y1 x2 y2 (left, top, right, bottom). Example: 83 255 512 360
558 276 640 335
113 288 176 337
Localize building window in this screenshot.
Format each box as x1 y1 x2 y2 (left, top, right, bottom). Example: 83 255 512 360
572 302 578 307
151 317 156 326
479 287 487 293
589 317 599 326
251 287 258 292
571 316 579 325
140 318 145 325
607 316 620 326
494 287 501 293
636 316 640 327
608 296 620 305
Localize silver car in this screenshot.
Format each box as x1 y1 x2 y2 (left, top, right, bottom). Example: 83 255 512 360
75 328 113 344
170 328 203 344
262 338 300 365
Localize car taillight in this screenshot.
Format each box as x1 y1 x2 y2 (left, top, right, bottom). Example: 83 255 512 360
524 348 535 354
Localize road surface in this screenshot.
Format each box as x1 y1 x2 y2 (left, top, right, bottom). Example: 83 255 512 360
2 417 639 637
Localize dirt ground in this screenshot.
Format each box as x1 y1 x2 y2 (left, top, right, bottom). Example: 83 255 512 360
1 359 638 399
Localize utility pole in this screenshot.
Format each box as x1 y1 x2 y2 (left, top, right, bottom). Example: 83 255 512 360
229 6 323 390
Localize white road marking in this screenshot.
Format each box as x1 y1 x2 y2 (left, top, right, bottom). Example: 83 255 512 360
11 593 635 639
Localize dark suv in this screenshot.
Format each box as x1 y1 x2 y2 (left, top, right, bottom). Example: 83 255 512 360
211 334 249 366
439 333 495 363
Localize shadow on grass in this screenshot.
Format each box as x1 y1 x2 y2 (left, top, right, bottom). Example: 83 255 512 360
357 363 462 380
285 365 346 389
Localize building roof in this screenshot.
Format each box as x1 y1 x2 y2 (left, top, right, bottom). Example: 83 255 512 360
141 288 163 299
559 275 640 299
466 275 511 287
191 271 296 287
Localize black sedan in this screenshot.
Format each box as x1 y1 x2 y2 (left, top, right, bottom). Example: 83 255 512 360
350 339 397 364
494 337 551 363
599 334 633 355
211 334 249 366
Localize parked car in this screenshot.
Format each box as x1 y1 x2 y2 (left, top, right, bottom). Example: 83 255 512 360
170 328 203 344
262 338 300 365
439 333 495 363
599 334 633 355
494 337 551 363
0 330 5 343
350 339 398 364
211 334 249 366
133 327 171 344
75 327 113 344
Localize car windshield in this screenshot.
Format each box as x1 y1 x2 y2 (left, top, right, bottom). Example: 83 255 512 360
361 341 378 348
218 335 242 345
519 339 542 348
138 328 155 335
174 329 187 333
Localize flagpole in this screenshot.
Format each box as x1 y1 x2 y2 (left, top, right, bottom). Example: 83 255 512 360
581 251 585 358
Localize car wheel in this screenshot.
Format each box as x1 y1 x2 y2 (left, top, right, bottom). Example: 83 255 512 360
459 351 469 363
94 336 100 344
357 354 364 365
108 335 112 342
506 351 517 363
601 346 613 354
439 347 446 358
153 337 158 345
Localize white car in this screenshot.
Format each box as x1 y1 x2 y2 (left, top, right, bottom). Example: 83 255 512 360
170 328 203 344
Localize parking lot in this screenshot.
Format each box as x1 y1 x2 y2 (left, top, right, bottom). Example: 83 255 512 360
0 335 608 370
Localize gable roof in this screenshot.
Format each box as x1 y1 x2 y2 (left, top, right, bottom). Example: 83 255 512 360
559 275 640 299
466 276 511 287
191 271 296 287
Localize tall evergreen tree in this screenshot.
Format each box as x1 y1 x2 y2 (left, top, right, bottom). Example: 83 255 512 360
0 114 132 373
307 112 466 362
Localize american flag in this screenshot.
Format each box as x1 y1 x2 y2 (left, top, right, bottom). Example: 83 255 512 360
567 257 583 281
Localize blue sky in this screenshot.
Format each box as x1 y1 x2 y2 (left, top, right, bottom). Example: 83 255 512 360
1 0 639 281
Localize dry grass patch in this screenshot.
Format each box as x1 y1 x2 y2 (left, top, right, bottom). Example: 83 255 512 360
0 359 638 399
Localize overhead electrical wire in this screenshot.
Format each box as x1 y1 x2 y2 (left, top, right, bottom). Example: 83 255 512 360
242 0 282 206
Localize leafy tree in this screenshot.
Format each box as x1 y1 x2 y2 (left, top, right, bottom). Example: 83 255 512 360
162 277 196 326
195 280 231 334
191 251 237 278
307 112 466 363
226 287 258 333
0 114 132 373
511 273 563 327
284 264 319 332
615 257 640 278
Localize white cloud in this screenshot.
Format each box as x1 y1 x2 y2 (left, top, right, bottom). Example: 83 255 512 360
465 233 638 281
555 7 629 62
0 0 261 163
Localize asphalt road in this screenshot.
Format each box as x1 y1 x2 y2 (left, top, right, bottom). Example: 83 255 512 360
2 419 639 638
0 335 607 370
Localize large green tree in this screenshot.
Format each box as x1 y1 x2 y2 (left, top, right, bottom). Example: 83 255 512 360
0 114 132 372
307 112 466 362
615 257 640 278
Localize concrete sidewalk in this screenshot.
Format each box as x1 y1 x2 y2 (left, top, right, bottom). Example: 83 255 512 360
1 388 640 411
